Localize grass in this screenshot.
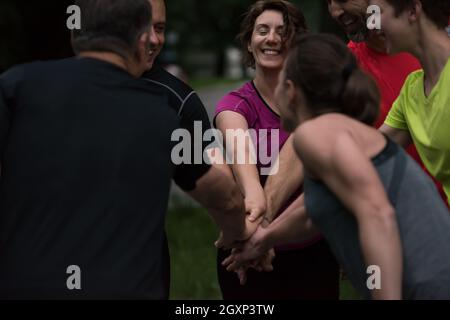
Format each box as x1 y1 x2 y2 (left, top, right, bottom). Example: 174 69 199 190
166 204 221 299
166 204 361 300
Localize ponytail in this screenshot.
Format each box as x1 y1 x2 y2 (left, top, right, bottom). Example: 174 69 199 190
341 69 380 125
285 33 380 125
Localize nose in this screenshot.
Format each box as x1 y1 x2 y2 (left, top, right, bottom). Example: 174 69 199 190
328 0 344 20
150 26 158 46
266 29 280 44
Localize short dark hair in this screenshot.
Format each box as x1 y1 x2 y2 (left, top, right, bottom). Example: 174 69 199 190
386 0 450 29
285 33 380 125
237 0 308 68
72 0 152 58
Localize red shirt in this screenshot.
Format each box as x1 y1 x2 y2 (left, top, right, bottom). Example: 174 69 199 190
348 41 448 205
348 41 421 128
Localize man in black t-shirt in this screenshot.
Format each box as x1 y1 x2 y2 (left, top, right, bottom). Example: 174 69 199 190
0 0 253 299
141 0 213 181
140 0 237 295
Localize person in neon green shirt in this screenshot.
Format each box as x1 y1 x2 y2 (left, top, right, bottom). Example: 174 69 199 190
372 0 450 204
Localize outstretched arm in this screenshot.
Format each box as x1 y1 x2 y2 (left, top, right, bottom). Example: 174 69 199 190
263 135 304 222
187 163 259 244
215 111 266 220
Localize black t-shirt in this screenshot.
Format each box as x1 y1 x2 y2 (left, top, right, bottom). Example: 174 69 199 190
0 57 188 299
142 66 212 190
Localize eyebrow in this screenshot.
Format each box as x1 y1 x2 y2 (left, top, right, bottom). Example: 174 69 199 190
255 23 285 29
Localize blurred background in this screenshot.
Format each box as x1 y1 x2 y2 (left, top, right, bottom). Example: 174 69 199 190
0 0 360 299
0 0 346 76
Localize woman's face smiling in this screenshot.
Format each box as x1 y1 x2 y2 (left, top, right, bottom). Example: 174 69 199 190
249 10 287 71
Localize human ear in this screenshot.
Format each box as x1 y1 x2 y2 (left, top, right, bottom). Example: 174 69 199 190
408 0 422 23
247 42 253 53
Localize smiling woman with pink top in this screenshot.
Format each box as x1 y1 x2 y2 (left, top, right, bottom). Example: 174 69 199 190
213 0 340 300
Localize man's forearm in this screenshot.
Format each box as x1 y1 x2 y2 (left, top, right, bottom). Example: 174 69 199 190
187 164 247 240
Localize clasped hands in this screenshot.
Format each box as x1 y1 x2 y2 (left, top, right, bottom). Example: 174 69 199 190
215 190 275 285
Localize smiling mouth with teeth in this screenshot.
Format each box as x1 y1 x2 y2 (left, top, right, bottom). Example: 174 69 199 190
262 49 281 55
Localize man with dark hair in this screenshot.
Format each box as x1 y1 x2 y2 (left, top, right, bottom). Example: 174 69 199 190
0 0 252 299
141 0 212 181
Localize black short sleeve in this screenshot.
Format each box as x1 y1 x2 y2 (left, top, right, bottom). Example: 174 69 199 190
173 92 212 191
0 67 21 155
142 67 212 191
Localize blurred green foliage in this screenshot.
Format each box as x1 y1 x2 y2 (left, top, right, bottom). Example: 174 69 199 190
0 0 345 75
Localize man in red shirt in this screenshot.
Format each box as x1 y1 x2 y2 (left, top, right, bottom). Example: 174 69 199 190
327 0 421 128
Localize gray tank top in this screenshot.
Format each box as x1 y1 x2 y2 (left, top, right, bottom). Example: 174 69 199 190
304 137 450 299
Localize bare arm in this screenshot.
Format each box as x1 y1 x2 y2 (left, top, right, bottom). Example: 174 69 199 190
296 127 403 300
263 194 319 246
215 111 266 219
379 124 412 149
187 163 255 242
263 135 304 222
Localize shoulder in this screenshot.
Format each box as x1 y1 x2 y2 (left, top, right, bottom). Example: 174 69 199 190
217 82 256 109
293 115 355 163
0 60 60 94
141 65 196 104
399 69 424 97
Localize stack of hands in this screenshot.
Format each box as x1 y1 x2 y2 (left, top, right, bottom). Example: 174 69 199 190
215 192 275 285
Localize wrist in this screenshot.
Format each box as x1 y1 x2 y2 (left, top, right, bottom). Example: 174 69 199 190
243 183 264 198
259 225 273 251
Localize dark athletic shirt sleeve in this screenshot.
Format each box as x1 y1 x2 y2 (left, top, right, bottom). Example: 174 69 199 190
0 67 21 155
142 66 212 191
0 82 9 155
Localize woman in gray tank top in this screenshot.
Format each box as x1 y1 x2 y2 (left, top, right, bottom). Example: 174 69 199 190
222 33 450 299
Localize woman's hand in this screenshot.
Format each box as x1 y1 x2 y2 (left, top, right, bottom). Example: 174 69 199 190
245 185 267 222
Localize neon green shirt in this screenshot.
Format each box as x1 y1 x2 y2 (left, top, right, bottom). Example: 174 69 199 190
385 59 450 203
